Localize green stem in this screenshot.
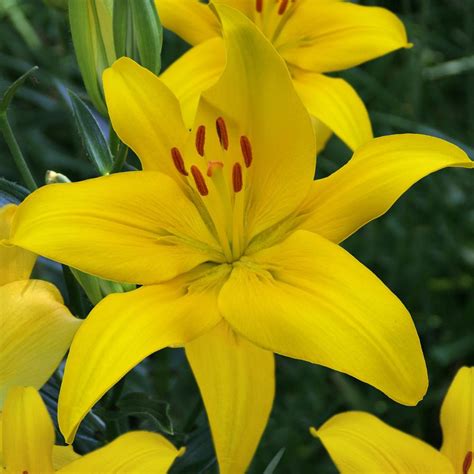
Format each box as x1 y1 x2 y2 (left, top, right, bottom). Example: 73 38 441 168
111 141 129 173
0 113 37 191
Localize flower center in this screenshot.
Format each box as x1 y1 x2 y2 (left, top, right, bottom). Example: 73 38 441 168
169 116 253 263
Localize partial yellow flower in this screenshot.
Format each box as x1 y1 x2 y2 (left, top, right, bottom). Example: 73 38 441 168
9 6 473 474
0 204 81 407
158 0 410 151
0 386 183 473
312 366 473 474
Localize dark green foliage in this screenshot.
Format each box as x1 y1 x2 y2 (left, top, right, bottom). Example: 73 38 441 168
1 1 473 472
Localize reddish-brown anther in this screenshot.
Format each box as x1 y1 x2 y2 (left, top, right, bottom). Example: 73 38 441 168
278 0 289 14
196 125 206 156
171 147 188 176
216 117 229 150
240 136 253 168
232 163 243 193
463 451 473 474
191 165 209 196
256 0 263 13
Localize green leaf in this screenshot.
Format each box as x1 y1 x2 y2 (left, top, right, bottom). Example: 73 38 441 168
263 448 286 474
95 392 174 435
113 0 163 75
68 90 113 175
0 177 30 203
0 65 39 114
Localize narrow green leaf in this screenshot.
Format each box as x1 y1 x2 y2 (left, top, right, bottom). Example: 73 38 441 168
0 65 39 114
263 448 286 474
0 177 30 203
112 0 131 60
68 90 113 175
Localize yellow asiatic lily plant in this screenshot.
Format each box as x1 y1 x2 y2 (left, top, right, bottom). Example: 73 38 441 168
0 204 81 406
312 366 473 474
8 6 473 474
0 386 183 473
157 0 410 151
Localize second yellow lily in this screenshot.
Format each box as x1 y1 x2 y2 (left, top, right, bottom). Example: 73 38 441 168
9 6 472 474
158 0 411 151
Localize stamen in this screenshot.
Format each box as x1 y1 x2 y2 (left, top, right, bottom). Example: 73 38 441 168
207 160 224 177
463 452 473 474
195 125 206 156
171 147 188 176
256 0 263 12
191 165 209 196
216 117 229 150
278 0 289 14
240 136 253 168
232 163 243 193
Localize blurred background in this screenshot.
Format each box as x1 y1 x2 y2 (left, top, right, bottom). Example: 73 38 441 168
0 0 472 472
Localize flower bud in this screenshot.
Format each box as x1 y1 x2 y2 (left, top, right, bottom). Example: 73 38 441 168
68 0 162 115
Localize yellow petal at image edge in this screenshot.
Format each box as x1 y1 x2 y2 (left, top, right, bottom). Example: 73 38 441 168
440 366 474 473
299 134 473 244
3 387 55 473
11 172 218 286
58 282 222 443
0 280 81 407
57 431 183 473
0 204 36 285
220 230 427 406
186 321 275 474
313 411 455 473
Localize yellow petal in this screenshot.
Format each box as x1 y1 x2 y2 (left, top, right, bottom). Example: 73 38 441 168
57 431 182 473
52 445 81 470
0 279 81 407
440 366 474 474
313 411 455 473
277 2 409 73
59 278 222 443
154 0 220 45
300 134 473 244
185 321 274 474
11 172 220 286
313 118 333 153
196 5 316 238
3 386 55 474
161 38 225 129
0 204 36 285
103 57 188 173
293 72 373 151
220 230 427 405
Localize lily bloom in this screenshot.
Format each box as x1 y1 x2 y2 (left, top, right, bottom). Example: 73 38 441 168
0 204 81 406
157 0 410 151
10 6 472 473
0 386 183 473
312 366 473 474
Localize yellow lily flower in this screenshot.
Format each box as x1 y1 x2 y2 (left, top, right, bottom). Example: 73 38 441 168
312 366 473 474
157 0 410 151
9 6 473 473
0 386 183 473
0 204 81 406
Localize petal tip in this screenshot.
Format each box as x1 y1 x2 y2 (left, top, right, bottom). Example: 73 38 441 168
309 426 318 438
